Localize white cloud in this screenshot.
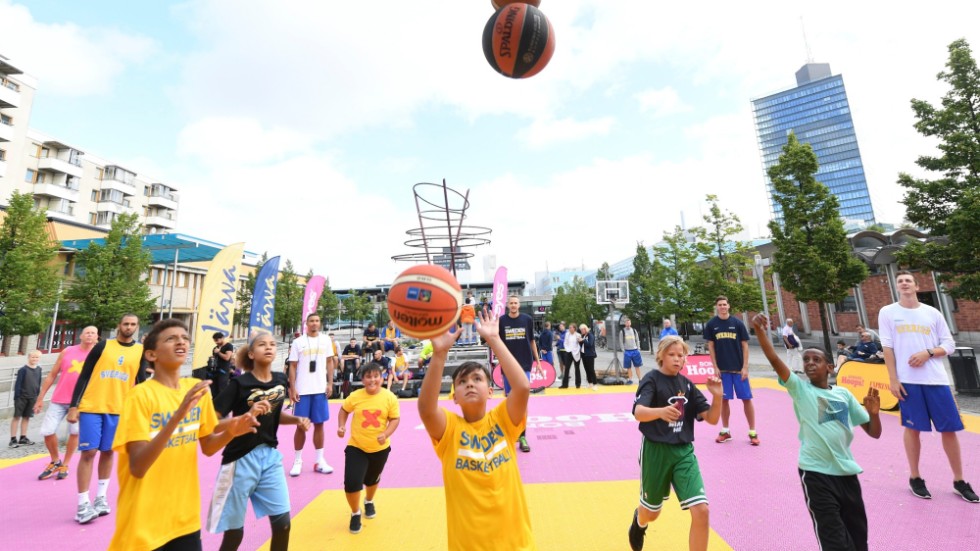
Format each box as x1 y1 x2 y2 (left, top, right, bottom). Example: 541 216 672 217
516 116 615 148
0 0 155 96
635 87 691 117
176 117 316 167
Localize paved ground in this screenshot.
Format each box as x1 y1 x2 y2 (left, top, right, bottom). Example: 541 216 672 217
4 338 979 460
2 381 978 550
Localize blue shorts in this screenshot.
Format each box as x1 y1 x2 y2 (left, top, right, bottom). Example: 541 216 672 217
79 413 119 452
540 350 553 366
384 341 397 352
294 393 330 424
502 369 531 395
898 383 964 432
624 349 643 369
206 445 290 533
720 372 753 400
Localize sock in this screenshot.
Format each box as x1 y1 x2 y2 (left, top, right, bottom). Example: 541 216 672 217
78 491 90 506
97 478 110 499
749 430 757 437
365 499 374 505
351 511 361 517
637 519 648 528
721 427 730 434
294 451 302 464
316 448 325 463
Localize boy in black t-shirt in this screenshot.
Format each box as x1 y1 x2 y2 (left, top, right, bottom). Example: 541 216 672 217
629 336 723 551
207 330 312 551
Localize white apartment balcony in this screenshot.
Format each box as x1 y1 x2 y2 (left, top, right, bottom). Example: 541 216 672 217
38 156 84 178
0 120 13 142
45 205 76 222
145 214 177 230
0 158 6 179
147 193 178 210
96 200 135 215
0 80 19 109
101 177 136 196
33 182 80 202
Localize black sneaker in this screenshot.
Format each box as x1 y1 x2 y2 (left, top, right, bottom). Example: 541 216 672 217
909 477 932 499
8 438 17 449
954 480 979 503
364 500 376 519
518 436 531 453
349 512 362 534
628 508 647 551
18 436 34 446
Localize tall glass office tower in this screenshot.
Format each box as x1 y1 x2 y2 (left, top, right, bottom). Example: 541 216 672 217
752 63 875 225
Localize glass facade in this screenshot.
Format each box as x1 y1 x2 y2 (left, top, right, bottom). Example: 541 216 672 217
752 70 875 224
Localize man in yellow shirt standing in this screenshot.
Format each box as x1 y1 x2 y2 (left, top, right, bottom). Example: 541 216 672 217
67 314 145 524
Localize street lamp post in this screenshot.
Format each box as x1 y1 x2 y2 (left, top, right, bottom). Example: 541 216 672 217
754 254 772 342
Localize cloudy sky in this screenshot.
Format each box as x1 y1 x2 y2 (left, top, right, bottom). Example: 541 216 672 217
2 1 979 289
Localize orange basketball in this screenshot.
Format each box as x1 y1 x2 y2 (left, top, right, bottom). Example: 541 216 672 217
491 0 541 9
482 3 555 79
388 264 463 339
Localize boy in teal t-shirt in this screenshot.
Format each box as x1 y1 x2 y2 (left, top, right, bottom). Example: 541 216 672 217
751 314 882 551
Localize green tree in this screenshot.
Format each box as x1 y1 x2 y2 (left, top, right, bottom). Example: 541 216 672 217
691 195 763 315
596 261 613 281
274 259 303 340
0 191 62 355
768 132 869 353
655 226 702 335
624 244 664 350
897 38 980 300
234 252 268 331
548 277 605 329
341 292 373 339
64 213 155 332
318 281 342 328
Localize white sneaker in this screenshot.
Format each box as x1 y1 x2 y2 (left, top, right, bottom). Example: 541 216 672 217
591 384 598 391
289 460 303 477
315 461 334 474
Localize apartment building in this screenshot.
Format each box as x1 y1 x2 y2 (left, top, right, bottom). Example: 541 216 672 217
0 54 179 232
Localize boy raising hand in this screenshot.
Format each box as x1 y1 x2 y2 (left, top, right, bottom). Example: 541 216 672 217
418 310 534 551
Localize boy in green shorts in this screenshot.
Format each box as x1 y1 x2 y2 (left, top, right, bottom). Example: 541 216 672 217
629 336 723 551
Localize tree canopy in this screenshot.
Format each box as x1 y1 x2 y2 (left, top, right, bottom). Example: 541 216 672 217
548 276 605 329
273 259 303 339
64 213 155 332
0 191 62 354
767 132 868 352
691 195 763 315
897 38 980 300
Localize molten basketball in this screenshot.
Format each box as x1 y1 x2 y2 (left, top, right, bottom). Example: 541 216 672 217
482 3 555 79
388 264 463 339
491 0 541 9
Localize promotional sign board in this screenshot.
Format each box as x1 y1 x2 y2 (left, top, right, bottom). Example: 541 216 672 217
837 361 898 411
683 354 718 384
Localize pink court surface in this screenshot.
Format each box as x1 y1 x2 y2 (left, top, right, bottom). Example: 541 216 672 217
2 380 979 550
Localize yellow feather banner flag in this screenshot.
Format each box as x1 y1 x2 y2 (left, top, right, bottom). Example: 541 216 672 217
192 242 245 370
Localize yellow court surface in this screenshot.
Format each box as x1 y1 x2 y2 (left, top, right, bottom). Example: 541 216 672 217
271 480 733 551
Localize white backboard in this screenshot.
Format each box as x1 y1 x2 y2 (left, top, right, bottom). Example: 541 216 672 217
596 280 629 305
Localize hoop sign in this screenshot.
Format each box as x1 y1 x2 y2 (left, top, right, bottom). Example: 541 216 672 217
493 360 557 390
837 361 898 411
683 354 717 384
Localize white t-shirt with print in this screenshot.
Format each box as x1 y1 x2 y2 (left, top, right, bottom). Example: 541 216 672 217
288 334 336 395
878 302 955 385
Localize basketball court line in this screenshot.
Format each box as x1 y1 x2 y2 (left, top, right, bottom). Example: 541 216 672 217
1 384 977 550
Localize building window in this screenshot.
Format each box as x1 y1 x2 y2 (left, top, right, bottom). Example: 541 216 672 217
25 168 36 183
835 295 858 313
177 272 187 287
0 113 11 125
0 149 6 161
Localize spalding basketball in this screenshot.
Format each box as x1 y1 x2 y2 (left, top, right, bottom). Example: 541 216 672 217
491 0 541 9
388 265 463 339
482 3 555 79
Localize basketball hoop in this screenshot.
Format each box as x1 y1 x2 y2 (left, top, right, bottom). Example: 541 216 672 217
595 281 630 384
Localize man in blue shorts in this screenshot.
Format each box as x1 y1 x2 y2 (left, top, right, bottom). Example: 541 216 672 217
621 317 643 384
703 296 758 446
287 314 337 477
879 271 978 503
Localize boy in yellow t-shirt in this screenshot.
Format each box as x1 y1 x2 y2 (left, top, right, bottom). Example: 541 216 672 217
418 311 535 551
109 319 261 551
336 362 401 534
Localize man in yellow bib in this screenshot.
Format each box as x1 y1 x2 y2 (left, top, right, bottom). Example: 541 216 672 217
67 314 145 524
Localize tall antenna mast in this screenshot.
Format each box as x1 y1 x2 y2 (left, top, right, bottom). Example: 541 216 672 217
800 16 813 63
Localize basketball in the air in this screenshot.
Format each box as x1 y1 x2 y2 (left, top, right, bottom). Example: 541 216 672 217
388 264 463 339
491 0 541 9
482 3 555 79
